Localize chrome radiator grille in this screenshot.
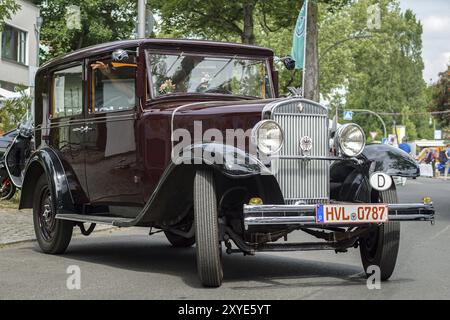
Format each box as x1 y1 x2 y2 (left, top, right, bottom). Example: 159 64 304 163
268 99 330 205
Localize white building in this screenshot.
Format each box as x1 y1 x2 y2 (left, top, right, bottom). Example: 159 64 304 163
0 0 40 92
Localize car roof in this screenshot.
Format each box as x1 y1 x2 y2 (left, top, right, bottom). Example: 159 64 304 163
40 39 274 71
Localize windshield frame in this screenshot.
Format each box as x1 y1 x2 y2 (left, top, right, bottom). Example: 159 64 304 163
145 49 275 101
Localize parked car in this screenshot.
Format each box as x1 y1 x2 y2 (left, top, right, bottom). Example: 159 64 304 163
18 39 434 287
0 129 17 159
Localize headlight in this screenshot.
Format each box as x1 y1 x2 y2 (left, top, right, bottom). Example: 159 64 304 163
336 123 366 157
251 120 284 155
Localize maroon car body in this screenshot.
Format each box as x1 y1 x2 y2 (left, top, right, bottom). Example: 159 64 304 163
19 39 434 287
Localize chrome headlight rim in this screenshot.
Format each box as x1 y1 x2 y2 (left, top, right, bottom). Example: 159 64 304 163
251 120 284 155
336 123 366 157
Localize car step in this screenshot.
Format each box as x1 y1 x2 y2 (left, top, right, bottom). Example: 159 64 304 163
55 214 135 226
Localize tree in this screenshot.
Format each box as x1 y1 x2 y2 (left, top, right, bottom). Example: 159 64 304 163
150 0 301 45
0 90 30 133
314 0 431 140
34 0 137 61
0 0 20 29
430 65 450 129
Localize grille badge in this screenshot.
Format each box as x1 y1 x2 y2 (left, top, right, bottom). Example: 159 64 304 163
297 103 305 112
299 136 313 155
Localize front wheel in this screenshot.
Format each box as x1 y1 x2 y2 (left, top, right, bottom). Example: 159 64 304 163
33 175 73 254
194 170 223 287
360 185 400 281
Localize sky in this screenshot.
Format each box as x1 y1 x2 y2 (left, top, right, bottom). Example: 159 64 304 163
400 0 450 83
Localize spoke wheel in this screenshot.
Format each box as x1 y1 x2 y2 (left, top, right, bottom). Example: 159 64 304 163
33 175 73 254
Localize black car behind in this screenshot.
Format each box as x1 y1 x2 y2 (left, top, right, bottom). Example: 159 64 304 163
0 130 17 159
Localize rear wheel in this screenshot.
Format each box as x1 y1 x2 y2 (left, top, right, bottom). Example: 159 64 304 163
0 177 16 201
165 219 195 248
194 169 223 287
360 184 400 281
33 175 73 254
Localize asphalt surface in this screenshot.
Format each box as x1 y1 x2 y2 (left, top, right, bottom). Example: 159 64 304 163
0 177 449 300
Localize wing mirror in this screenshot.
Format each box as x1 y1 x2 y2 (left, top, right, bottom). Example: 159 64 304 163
274 56 296 71
112 49 129 62
282 56 296 71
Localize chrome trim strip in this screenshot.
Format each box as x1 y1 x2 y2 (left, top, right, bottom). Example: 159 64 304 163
273 155 354 161
36 113 136 130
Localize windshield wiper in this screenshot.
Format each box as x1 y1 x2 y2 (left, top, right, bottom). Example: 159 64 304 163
166 52 184 75
211 55 237 81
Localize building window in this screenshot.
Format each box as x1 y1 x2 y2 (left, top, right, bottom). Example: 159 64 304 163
1 25 27 65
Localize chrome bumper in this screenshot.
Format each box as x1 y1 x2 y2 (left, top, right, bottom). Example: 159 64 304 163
243 203 435 230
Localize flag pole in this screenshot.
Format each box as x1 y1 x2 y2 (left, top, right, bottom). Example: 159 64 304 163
302 0 308 97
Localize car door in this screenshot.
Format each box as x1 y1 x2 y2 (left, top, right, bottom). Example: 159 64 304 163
48 63 89 200
84 52 142 205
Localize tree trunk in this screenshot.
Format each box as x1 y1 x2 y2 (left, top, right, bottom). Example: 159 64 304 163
304 0 319 102
242 1 256 44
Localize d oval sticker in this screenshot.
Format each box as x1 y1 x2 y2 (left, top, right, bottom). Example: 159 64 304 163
370 172 392 191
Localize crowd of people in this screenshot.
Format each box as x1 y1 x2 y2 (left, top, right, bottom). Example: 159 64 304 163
416 143 450 178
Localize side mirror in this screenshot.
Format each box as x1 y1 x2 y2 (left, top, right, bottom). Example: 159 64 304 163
282 56 296 71
112 49 129 62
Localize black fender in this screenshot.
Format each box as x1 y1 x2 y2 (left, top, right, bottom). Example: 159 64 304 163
331 143 418 201
359 143 420 178
129 144 283 227
19 147 75 214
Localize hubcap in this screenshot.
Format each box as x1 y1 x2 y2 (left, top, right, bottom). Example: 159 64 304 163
38 188 56 242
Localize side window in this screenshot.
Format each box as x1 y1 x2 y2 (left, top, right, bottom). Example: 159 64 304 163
90 55 136 113
52 65 83 118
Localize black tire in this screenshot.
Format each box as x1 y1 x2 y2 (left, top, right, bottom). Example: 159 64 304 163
360 184 400 281
33 175 73 254
0 178 16 201
194 169 223 287
164 230 195 248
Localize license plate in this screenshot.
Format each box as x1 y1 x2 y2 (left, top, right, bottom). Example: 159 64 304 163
316 204 389 224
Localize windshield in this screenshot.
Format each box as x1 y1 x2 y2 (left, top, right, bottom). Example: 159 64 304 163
146 51 273 99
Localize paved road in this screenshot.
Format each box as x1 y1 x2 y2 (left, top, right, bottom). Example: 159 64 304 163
0 178 449 300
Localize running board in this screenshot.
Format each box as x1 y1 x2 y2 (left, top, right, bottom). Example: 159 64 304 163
55 214 134 226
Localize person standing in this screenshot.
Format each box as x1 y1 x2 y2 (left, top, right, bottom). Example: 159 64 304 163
445 144 450 180
399 138 412 155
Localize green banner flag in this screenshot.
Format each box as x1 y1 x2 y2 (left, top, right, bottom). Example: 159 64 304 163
291 0 308 70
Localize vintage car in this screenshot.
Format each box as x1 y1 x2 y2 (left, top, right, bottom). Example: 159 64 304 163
20 39 434 287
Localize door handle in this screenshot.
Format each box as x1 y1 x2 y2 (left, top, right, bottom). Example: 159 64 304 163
72 126 94 133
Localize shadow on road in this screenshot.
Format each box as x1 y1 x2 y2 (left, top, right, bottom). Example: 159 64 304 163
27 233 412 290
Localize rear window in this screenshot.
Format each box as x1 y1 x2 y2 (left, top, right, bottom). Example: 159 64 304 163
52 65 83 118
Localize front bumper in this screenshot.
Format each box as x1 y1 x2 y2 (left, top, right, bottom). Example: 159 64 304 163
243 203 435 230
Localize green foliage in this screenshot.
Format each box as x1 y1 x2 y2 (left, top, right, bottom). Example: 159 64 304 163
149 0 302 44
35 0 137 62
0 90 30 133
0 0 20 29
430 65 450 129
318 0 431 140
